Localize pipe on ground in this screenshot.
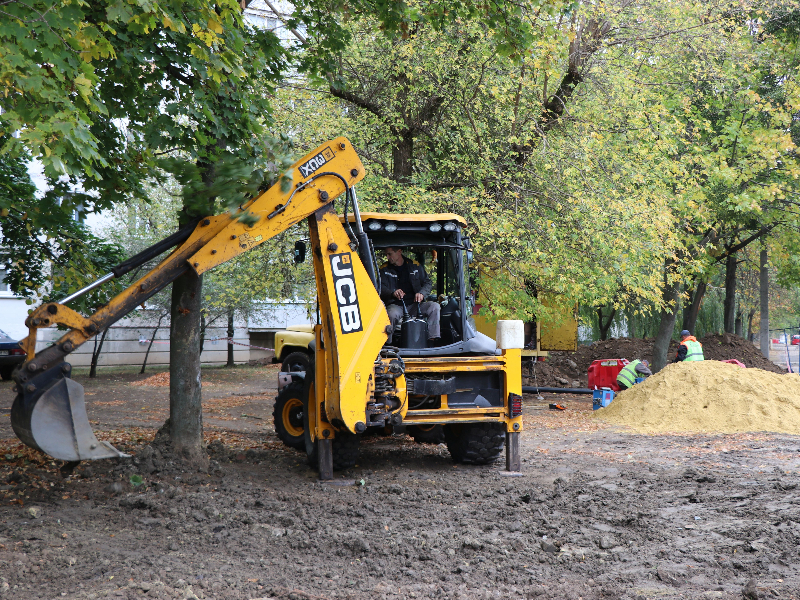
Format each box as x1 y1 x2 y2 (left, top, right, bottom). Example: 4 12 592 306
522 386 594 395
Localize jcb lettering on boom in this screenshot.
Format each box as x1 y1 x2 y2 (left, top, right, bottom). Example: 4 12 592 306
298 147 335 178
330 253 362 334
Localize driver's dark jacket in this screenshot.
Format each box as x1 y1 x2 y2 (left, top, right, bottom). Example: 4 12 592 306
379 260 433 304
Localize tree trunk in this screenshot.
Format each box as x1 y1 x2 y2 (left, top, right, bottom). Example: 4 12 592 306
627 308 637 339
596 306 616 340
734 310 743 337
652 260 681 373
89 327 109 378
169 268 207 467
746 309 756 341
199 312 206 357
682 280 707 333
226 309 235 368
141 312 167 374
759 238 769 359
723 253 737 334
392 132 414 182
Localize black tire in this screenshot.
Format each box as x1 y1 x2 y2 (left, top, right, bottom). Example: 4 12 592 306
443 423 505 464
0 367 13 381
303 377 360 471
407 424 445 444
272 382 306 451
281 351 311 373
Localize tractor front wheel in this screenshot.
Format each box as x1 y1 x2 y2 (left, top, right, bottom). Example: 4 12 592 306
303 379 360 471
273 382 306 451
407 424 445 444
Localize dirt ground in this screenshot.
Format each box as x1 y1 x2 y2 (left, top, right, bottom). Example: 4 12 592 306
1 364 800 600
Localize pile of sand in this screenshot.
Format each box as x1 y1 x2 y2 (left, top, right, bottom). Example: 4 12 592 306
594 360 800 434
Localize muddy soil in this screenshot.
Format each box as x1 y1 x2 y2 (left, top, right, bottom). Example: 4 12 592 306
1 365 799 600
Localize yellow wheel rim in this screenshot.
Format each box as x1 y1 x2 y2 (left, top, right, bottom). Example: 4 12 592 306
282 397 304 437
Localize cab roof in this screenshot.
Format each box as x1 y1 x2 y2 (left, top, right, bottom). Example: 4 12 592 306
340 212 467 226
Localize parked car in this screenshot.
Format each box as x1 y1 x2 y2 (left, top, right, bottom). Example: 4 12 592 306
273 324 314 373
791 334 800 346
0 328 26 380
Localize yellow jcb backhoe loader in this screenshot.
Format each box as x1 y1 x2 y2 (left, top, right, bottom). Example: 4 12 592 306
11 138 524 478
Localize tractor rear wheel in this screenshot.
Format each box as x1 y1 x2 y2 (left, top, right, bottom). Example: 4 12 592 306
443 423 505 464
272 382 306 451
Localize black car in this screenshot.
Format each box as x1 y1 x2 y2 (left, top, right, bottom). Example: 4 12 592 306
0 328 26 380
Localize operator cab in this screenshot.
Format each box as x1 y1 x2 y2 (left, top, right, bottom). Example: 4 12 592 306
342 213 498 357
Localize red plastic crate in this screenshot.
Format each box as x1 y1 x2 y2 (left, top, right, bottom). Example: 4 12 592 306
587 358 629 392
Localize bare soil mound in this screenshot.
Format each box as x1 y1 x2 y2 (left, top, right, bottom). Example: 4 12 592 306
595 360 800 434
537 333 785 388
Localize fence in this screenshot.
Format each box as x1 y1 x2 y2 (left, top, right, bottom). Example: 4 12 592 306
34 325 254 368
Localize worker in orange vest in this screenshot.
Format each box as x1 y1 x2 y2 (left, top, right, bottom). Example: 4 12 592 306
673 330 705 362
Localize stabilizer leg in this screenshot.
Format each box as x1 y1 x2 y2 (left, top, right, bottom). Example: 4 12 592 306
505 431 520 472
318 438 333 480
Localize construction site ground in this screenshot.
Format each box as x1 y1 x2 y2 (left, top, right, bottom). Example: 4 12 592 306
1 361 799 600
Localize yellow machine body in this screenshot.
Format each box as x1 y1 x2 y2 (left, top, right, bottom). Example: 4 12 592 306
12 138 523 476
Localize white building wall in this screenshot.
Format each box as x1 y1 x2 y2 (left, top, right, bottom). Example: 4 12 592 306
0 297 33 340
26 309 252 368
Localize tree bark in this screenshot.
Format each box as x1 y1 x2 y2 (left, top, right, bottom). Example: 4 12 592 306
169 268 207 467
226 309 235 368
652 260 681 373
723 253 737 334
89 327 109 378
759 238 769 358
734 310 743 337
746 309 756 341
682 280 707 333
596 306 616 340
392 132 414 182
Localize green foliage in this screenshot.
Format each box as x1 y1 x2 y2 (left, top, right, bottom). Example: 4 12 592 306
0 145 125 309
271 0 800 327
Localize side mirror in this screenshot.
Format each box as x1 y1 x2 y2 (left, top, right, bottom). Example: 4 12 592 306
466 250 473 263
294 240 307 264
462 237 472 250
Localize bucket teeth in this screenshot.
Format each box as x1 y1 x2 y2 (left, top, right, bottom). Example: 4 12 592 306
11 363 128 461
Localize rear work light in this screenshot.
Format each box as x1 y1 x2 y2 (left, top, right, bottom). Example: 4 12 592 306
508 393 523 418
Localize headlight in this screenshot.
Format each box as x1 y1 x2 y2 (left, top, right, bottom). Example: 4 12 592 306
443 222 457 231
384 223 397 232
429 223 442 232
367 221 382 231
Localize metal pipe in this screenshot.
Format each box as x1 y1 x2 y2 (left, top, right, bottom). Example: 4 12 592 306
522 386 594 395
59 272 115 304
350 187 364 235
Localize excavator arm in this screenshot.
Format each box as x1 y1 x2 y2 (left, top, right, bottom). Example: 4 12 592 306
11 138 390 461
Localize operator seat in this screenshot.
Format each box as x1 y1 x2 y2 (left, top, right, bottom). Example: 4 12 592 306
439 297 462 345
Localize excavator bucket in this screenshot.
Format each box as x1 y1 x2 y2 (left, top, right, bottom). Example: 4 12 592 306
11 363 128 461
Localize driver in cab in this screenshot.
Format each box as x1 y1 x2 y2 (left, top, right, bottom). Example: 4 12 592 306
379 247 441 344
